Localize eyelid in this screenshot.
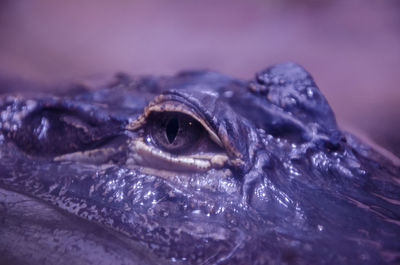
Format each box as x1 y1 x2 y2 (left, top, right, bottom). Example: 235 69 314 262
130 138 229 171
127 99 223 148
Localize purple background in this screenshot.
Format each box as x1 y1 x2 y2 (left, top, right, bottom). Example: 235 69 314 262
0 0 399 156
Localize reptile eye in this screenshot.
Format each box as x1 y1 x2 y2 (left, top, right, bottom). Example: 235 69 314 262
150 112 202 153
127 102 230 171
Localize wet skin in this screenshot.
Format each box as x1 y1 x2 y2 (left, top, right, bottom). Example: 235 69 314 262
0 63 399 264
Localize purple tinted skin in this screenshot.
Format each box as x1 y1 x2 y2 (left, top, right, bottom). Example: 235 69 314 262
0 63 399 265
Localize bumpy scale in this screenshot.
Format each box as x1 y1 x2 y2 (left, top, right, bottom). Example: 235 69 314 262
0 63 399 265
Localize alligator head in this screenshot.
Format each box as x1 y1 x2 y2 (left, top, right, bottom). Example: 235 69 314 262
0 63 399 265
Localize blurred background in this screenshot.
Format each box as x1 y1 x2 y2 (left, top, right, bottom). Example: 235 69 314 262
0 0 399 156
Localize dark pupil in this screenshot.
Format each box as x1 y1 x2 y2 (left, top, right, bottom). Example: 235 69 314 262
150 112 202 153
166 118 179 144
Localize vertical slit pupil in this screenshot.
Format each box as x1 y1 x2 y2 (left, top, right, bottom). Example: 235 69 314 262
166 118 179 144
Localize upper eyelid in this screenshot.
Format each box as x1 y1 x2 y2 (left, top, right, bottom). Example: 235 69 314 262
127 104 223 148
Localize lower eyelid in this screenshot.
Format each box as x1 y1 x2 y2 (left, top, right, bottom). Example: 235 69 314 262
130 138 211 171
129 138 229 171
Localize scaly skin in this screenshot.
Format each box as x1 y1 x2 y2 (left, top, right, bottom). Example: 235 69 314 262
0 63 399 265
